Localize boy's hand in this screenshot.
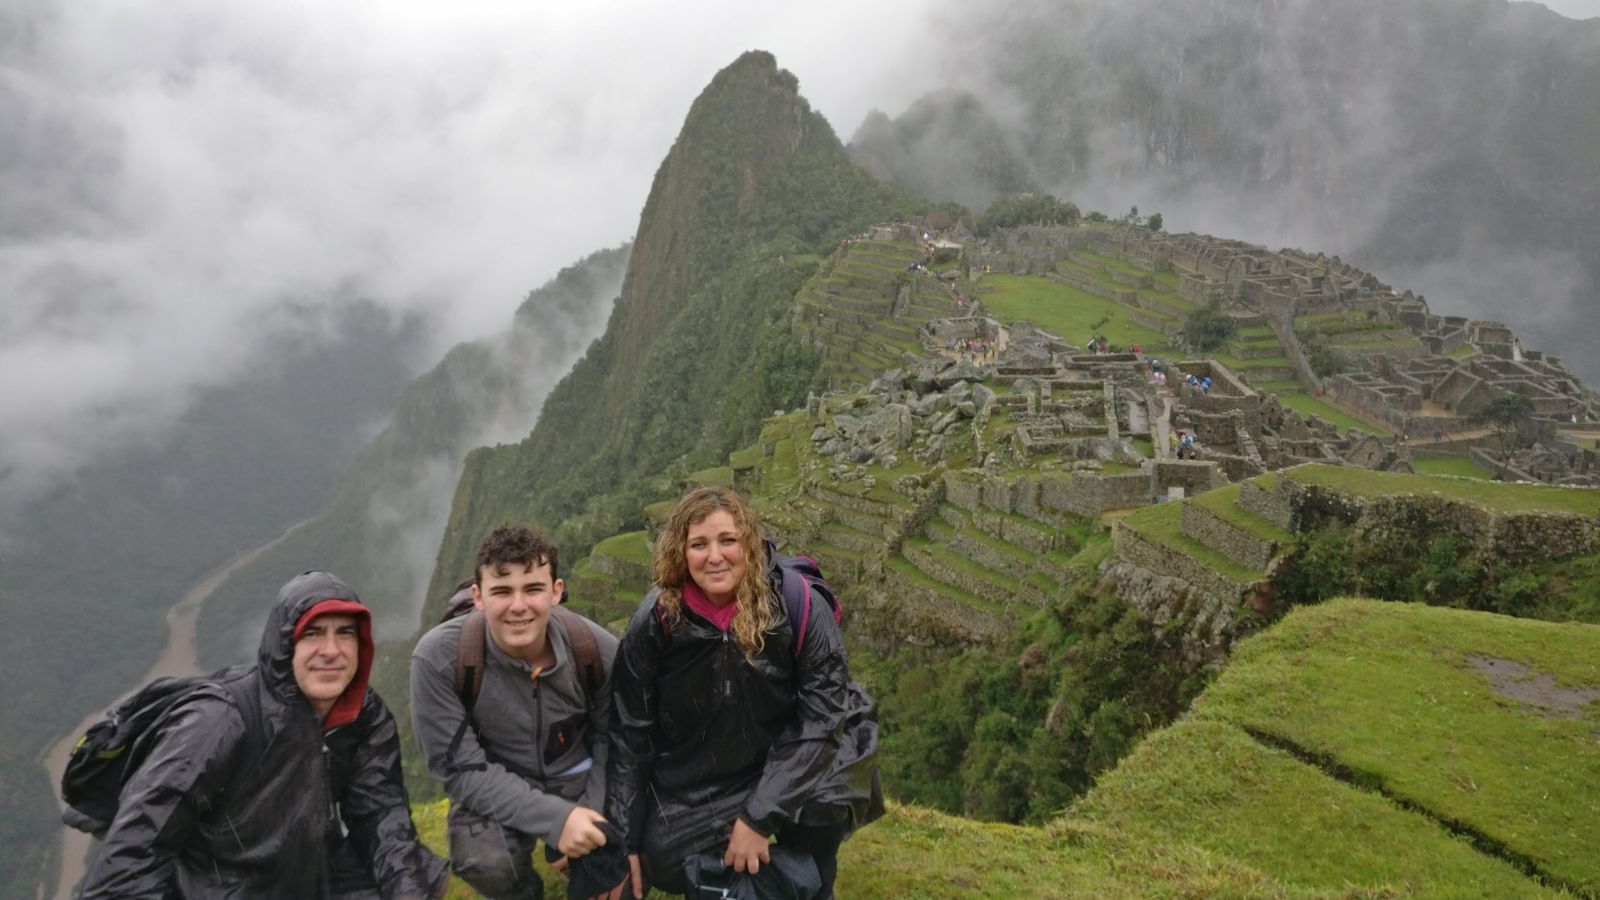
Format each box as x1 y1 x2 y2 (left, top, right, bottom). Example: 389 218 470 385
556 806 608 858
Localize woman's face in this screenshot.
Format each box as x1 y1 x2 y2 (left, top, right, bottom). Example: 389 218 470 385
685 509 746 606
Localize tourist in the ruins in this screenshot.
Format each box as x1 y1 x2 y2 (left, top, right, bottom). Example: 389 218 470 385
596 487 881 900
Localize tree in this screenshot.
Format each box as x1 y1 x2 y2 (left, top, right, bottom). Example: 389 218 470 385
1183 294 1235 352
1146 212 1163 232
1470 393 1535 479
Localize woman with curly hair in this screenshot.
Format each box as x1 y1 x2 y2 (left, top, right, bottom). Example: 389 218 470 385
596 486 878 899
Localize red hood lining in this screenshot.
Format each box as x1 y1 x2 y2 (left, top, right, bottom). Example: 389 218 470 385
293 599 374 731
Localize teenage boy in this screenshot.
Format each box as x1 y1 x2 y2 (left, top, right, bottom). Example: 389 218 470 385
411 524 618 900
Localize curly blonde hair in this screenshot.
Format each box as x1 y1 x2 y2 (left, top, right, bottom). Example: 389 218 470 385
653 486 774 659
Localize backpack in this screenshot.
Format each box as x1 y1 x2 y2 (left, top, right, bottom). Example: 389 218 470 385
768 543 843 656
60 665 264 837
437 581 605 712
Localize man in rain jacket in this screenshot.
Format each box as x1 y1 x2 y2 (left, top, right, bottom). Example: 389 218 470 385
78 571 448 899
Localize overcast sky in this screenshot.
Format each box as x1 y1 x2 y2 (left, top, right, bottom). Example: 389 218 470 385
1 0 1595 510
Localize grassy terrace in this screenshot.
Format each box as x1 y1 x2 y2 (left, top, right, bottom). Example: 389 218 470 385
1284 462 1600 515
980 274 1168 350
1211 352 1291 371
959 523 1037 565
1188 484 1293 544
1250 379 1304 395
1069 719 1553 895
1119 501 1261 584
1189 599 1600 891
1278 392 1394 436
908 536 1022 593
887 553 1003 614
590 530 652 566
1447 342 1481 359
1412 455 1494 480
684 465 733 487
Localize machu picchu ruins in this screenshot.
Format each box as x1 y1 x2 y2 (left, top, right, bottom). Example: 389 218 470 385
564 215 1600 660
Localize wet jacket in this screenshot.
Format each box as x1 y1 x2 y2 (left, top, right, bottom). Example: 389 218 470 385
604 563 878 864
79 572 447 900
410 609 617 845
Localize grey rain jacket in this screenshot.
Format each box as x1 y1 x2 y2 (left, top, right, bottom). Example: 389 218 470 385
410 607 617 845
79 572 447 900
604 560 880 866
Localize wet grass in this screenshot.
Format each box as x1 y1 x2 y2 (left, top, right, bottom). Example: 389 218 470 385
1285 462 1600 516
980 274 1168 350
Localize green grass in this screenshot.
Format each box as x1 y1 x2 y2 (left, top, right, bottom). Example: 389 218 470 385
1188 484 1293 544
1250 379 1305 395
980 274 1167 349
911 537 1022 593
728 442 765 469
1212 352 1292 371
1412 455 1495 480
1189 599 1600 891
1129 435 1154 458
959 525 1037 565
1448 343 1481 359
1119 501 1261 584
1278 392 1395 436
684 465 734 488
590 530 653 567
1067 718 1556 896
887 553 1004 614
1285 462 1600 516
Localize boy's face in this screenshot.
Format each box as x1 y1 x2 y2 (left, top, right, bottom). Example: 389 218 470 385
293 613 360 716
474 560 563 663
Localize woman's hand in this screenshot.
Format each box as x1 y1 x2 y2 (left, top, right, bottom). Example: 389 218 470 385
724 818 771 874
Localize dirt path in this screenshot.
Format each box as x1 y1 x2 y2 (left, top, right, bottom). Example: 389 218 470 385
41 519 308 900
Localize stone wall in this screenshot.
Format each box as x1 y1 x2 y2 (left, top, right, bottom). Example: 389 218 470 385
1153 460 1226 496
1237 478 1293 529
1281 473 1600 564
1179 501 1278 570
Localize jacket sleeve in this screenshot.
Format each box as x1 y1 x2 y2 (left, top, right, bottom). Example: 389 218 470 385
603 598 663 853
580 622 620 813
78 693 245 900
740 594 851 836
409 641 575 845
341 691 449 899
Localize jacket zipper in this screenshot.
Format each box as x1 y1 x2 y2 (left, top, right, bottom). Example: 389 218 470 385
530 666 544 780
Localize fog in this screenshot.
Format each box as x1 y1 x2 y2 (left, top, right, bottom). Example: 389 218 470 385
4 0 1595 520
0 0 936 515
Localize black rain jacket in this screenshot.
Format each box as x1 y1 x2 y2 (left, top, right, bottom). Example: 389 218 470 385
78 571 448 899
604 560 881 865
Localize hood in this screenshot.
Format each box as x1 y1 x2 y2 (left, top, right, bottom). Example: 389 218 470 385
258 570 375 730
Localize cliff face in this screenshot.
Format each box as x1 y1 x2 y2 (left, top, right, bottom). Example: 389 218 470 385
195 245 630 657
424 52 912 608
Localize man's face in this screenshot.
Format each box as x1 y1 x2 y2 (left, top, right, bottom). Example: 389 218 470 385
293 613 360 717
474 560 563 664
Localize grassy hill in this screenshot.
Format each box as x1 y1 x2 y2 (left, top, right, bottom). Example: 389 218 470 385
414 599 1596 897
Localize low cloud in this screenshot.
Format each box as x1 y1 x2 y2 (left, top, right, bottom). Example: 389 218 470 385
0 0 937 513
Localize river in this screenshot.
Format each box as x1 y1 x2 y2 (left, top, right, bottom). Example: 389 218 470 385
39 520 308 900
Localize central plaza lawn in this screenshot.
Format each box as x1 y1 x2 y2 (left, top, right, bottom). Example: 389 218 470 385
980 274 1168 350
